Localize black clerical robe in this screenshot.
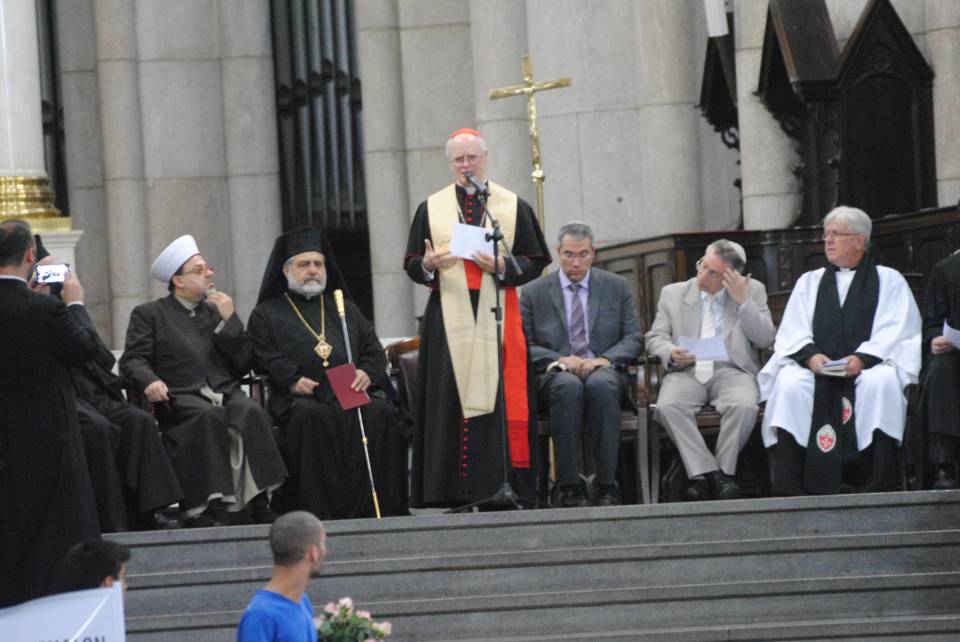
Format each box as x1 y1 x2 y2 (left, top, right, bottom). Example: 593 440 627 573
74 333 182 531
404 185 550 507
120 295 286 512
248 291 408 519
921 252 960 459
0 280 100 607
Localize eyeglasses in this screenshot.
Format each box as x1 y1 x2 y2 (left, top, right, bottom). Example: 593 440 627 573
696 258 724 280
450 154 482 166
182 263 213 276
561 250 593 261
821 231 860 241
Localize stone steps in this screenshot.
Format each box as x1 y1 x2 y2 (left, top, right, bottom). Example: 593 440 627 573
110 490 960 641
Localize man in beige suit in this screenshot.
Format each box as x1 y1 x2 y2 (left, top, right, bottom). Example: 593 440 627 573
645 240 776 500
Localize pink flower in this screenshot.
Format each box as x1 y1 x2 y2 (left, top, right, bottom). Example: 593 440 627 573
357 610 371 620
337 596 354 613
323 602 337 615
376 621 393 636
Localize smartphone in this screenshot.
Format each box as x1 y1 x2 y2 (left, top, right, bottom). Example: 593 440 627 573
35 263 70 284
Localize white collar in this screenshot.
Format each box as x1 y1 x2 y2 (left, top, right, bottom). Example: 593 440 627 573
174 295 201 311
559 269 591 290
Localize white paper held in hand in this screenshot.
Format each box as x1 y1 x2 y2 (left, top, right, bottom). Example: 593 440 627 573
942 320 960 348
449 223 494 259
820 358 849 377
677 335 729 361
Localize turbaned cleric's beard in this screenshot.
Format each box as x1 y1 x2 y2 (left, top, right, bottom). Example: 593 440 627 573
287 273 326 298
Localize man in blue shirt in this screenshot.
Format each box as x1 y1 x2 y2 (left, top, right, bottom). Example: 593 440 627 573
237 511 326 642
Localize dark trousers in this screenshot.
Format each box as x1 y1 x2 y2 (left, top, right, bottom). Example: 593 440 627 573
920 352 960 469
772 427 899 495
538 367 625 486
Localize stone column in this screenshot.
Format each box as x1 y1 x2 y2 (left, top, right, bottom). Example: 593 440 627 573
218 1 283 321
526 0 649 247
469 0 534 209
734 0 799 229
357 0 414 339
927 1 960 206
135 1 231 299
383 0 475 335
57 0 111 335
93 0 149 346
0 0 69 231
633 0 703 235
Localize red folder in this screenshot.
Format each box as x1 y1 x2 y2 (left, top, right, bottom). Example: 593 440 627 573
325 363 371 411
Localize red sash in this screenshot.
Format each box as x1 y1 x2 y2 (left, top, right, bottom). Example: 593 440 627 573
464 261 530 468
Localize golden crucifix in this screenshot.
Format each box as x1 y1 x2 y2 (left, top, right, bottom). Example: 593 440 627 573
489 55 571 231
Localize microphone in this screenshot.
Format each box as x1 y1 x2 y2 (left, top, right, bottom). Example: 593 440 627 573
463 172 489 197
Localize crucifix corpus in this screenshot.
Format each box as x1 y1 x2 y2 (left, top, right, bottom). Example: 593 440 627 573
489 55 571 232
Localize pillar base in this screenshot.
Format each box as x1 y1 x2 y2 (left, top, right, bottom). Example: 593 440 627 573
0 175 70 230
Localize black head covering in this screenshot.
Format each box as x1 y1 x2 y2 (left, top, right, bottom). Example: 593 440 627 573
34 234 50 261
256 227 350 304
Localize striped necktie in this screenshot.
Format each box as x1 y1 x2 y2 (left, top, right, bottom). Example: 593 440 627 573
569 283 589 357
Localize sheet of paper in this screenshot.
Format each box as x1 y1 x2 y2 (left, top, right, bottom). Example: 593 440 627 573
449 223 493 259
820 358 848 377
822 358 848 369
677 335 729 361
943 320 960 348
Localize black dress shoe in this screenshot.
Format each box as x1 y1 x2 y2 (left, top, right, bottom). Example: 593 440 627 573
933 465 958 491
595 484 621 507
558 485 589 508
709 470 742 500
182 512 219 528
684 476 712 502
136 510 181 531
251 503 277 524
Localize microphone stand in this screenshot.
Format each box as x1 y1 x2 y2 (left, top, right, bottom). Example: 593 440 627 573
448 185 523 513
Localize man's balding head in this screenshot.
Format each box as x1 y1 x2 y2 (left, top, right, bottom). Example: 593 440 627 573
0 220 35 269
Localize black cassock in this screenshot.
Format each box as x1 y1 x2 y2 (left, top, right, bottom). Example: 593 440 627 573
74 333 182 532
404 186 550 507
120 296 287 512
248 291 408 519
921 252 960 465
0 280 100 607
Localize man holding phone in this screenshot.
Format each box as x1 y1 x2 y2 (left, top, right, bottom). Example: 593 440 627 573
0 220 100 606
645 240 776 501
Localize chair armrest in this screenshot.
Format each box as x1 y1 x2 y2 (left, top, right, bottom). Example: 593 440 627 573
240 373 267 408
121 377 155 414
633 354 662 406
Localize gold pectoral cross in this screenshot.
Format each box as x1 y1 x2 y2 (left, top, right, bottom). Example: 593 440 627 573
489 55 571 232
314 338 332 367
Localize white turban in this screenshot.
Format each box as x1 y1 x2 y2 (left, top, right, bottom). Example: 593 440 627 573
150 234 199 283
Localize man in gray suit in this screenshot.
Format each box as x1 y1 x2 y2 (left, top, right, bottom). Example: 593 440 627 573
646 239 776 501
520 221 644 507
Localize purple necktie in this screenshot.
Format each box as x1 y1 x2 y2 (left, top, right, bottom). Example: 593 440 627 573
569 283 589 357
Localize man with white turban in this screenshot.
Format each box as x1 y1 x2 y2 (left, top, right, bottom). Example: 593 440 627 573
120 235 287 526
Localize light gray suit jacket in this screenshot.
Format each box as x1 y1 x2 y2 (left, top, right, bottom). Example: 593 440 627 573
520 268 644 374
645 278 776 376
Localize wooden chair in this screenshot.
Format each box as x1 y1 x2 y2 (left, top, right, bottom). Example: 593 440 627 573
537 360 651 505
384 336 651 505
640 355 768 503
385 336 421 420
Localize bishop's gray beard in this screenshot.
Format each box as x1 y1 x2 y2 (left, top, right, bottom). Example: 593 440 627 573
287 274 325 298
